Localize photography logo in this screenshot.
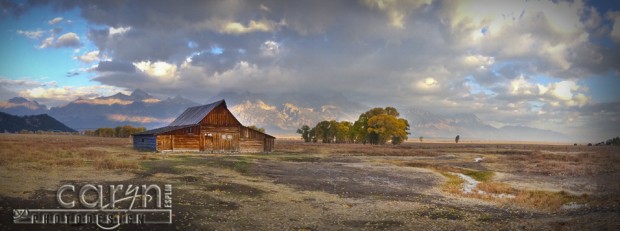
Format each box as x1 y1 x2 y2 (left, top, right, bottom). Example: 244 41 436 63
13 184 172 229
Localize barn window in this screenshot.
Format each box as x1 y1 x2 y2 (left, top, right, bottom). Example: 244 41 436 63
227 134 232 139
221 134 226 139
188 127 193 134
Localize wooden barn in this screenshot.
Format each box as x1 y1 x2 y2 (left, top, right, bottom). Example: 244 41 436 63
132 100 275 153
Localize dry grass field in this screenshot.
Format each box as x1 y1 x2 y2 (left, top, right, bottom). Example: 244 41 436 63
0 134 619 230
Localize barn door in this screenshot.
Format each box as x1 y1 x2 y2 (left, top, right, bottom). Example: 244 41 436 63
160 135 172 150
213 133 238 152
204 133 214 152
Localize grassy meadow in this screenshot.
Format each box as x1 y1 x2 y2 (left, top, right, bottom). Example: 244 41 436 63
0 134 618 230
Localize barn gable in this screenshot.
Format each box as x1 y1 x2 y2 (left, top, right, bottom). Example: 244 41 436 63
133 99 274 153
168 100 240 126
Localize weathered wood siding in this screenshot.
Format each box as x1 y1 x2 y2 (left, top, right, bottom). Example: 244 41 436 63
133 135 157 151
155 125 200 151
200 104 241 127
195 104 242 152
239 127 274 153
265 137 275 152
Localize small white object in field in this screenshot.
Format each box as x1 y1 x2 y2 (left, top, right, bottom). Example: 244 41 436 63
474 157 484 162
454 173 479 194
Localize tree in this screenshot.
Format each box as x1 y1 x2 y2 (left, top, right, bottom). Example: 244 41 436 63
95 127 115 137
393 118 410 145
248 125 266 133
455 135 460 144
367 114 409 145
89 125 145 138
314 120 337 143
419 136 423 142
309 127 317 142
352 116 369 144
296 125 312 142
335 121 352 143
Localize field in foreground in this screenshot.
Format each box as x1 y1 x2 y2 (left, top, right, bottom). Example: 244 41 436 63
0 134 619 230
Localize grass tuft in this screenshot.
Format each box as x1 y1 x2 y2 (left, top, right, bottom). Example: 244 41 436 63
232 160 251 173
463 170 494 182
94 158 140 170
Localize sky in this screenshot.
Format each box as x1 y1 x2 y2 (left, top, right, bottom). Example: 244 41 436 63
0 0 619 141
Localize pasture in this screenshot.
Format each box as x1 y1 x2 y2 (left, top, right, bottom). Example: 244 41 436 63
0 134 618 230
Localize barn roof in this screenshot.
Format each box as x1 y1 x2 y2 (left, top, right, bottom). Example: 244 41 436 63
168 99 226 126
133 124 195 135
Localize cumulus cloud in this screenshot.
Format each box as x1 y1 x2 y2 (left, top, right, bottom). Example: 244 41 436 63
39 36 54 48
55 32 81 48
75 50 100 63
37 32 82 49
362 0 431 28
260 40 280 57
133 61 177 81
462 55 495 70
9 82 126 106
220 20 279 34
415 77 439 90
48 17 63 25
109 26 131 36
17 29 44 39
608 11 620 42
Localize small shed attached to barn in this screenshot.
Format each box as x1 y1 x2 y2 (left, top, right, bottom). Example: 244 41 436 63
133 100 275 153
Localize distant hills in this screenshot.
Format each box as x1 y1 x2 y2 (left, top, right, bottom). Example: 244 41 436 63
402 109 571 142
0 112 76 132
0 89 572 141
1 89 199 130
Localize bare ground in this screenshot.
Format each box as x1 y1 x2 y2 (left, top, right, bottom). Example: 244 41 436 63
0 134 619 230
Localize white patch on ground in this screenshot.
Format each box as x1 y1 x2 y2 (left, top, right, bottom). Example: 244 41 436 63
454 173 482 194
561 202 588 210
452 172 515 198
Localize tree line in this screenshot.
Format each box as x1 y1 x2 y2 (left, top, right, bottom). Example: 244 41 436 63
297 107 410 145
83 125 146 138
590 136 620 146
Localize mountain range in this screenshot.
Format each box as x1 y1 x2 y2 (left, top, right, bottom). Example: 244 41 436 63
0 112 76 133
0 89 572 142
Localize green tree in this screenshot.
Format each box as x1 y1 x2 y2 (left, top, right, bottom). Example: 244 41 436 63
296 125 312 142
314 120 337 143
455 135 460 144
248 125 266 133
352 115 369 144
309 127 317 142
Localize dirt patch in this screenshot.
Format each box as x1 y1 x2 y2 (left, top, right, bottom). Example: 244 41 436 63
141 160 183 175
250 160 440 202
341 220 404 229
204 182 266 197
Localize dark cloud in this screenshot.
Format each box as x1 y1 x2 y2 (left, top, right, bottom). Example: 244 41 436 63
65 71 79 77
96 61 136 73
